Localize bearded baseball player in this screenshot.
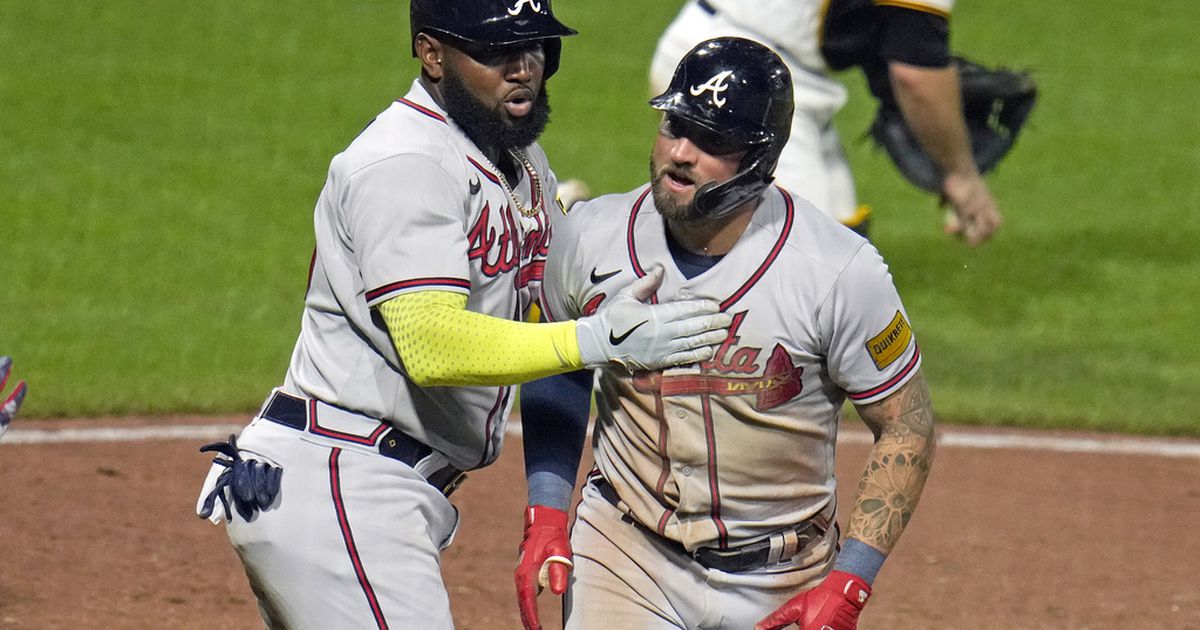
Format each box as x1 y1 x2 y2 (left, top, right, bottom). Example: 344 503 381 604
648 0 1002 244
193 2 732 628
515 38 936 630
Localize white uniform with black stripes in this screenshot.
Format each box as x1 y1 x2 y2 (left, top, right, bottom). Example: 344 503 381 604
198 79 558 629
649 0 954 225
538 185 921 629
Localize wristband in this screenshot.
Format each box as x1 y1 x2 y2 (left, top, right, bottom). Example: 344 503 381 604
833 538 887 585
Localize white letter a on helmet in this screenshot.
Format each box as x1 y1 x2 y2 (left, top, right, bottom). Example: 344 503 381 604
508 0 542 15
689 70 734 108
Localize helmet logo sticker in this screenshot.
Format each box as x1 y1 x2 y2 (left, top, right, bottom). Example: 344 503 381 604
689 70 734 108
507 0 542 15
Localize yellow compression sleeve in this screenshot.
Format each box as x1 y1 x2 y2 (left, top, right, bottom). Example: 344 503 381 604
379 291 583 387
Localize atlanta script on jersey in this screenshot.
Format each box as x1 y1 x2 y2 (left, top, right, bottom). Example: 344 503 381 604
538 184 920 551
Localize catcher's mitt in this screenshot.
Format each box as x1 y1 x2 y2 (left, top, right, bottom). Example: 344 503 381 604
870 57 1037 192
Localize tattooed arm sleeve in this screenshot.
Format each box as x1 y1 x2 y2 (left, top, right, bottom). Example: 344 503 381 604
846 368 937 555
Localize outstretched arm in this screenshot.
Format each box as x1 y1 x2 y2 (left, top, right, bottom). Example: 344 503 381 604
378 267 730 386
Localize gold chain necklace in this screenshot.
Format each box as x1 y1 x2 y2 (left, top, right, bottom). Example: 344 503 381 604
499 148 544 218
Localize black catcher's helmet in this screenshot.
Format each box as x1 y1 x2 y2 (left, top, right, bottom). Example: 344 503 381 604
411 0 577 79
650 37 793 220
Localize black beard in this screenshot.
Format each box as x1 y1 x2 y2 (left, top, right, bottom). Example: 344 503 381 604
442 73 551 153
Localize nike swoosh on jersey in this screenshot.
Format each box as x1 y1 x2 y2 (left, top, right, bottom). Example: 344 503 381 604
608 320 649 345
589 268 621 284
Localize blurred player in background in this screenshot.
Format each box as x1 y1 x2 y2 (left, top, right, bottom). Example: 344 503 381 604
0 356 28 440
515 37 936 630
648 0 1001 244
193 1 731 628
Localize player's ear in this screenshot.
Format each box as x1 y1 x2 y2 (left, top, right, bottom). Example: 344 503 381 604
414 33 445 80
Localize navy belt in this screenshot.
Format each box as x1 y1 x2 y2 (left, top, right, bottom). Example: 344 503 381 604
697 0 717 15
261 392 466 496
593 476 827 573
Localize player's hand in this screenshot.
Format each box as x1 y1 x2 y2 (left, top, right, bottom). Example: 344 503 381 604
940 171 1001 246
197 435 282 522
754 570 871 630
0 356 29 440
514 506 573 630
575 266 731 371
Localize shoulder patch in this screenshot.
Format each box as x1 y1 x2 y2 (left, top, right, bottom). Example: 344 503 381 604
866 311 913 370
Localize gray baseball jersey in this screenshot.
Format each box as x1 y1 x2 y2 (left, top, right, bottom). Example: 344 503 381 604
540 185 920 552
282 79 556 471
196 78 561 630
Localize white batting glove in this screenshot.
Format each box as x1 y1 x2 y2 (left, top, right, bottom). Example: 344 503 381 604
575 267 731 371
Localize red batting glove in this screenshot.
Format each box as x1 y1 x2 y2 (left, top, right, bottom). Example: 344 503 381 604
754 570 872 630
514 506 573 630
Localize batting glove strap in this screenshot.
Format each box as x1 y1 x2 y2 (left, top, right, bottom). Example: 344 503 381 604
754 570 872 630
196 434 282 522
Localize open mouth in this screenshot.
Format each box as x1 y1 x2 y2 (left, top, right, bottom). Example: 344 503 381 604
503 90 534 117
663 169 696 193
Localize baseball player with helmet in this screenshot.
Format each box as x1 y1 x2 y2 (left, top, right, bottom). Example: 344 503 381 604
649 0 1035 244
0 356 28 440
515 38 936 630
193 1 732 628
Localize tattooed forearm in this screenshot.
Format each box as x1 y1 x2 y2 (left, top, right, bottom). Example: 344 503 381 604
846 370 936 554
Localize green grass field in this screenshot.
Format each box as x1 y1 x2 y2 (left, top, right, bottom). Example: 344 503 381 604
1 1 1197 434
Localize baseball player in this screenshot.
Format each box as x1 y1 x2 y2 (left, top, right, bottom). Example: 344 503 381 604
515 38 937 630
648 0 1001 244
193 2 732 628
0 356 28 440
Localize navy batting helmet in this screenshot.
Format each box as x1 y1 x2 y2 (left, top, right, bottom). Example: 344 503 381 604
410 0 577 79
650 37 793 220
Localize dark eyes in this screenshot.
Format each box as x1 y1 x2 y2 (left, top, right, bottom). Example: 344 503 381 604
662 116 745 156
459 40 545 66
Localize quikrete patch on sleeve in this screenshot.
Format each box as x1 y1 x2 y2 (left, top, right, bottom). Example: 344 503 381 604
866 311 912 370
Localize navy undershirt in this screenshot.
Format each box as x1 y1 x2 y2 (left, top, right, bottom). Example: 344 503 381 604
663 228 724 279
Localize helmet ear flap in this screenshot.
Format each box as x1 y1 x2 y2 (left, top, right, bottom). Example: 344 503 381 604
543 38 563 79
690 144 779 220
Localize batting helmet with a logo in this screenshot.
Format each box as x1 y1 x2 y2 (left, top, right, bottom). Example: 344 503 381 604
650 37 793 220
410 0 577 78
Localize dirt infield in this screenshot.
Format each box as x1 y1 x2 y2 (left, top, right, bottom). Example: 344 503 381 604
1 416 1198 630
